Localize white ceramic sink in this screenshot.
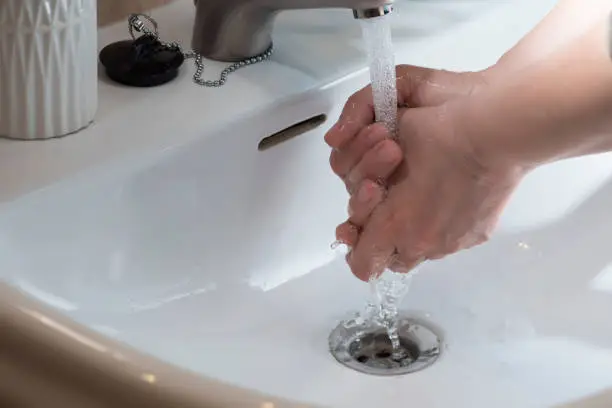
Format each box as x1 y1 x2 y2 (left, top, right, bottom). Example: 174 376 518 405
3 0 612 407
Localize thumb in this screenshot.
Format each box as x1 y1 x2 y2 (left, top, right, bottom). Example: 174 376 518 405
395 65 473 108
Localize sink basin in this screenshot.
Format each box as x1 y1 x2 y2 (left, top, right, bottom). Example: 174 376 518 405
3 0 612 407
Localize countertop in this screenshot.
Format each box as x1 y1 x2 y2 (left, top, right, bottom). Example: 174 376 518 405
0 0 556 205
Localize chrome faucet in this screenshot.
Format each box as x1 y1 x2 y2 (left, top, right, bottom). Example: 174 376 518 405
191 0 393 62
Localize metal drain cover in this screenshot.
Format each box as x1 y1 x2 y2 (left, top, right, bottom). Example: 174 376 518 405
329 314 442 376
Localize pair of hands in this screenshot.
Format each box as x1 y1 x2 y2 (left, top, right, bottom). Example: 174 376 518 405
325 65 523 281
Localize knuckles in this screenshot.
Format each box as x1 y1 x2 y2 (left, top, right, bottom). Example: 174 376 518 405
329 150 344 177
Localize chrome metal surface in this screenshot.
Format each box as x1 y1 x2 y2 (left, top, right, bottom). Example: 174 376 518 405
329 313 443 376
128 13 273 87
192 0 394 62
353 5 393 19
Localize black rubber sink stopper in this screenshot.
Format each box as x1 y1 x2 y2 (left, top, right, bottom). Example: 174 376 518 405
99 34 185 87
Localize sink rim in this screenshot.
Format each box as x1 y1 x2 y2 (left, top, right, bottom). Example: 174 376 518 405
0 283 317 408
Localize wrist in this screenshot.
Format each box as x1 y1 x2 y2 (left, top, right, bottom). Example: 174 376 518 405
457 15 612 174
482 0 611 80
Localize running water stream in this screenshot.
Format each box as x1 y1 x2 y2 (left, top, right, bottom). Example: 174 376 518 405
359 14 409 359
360 14 398 137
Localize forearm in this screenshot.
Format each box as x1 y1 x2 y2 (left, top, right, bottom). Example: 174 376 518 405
463 13 612 171
489 0 612 75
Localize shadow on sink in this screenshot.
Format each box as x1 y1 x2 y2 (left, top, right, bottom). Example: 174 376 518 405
556 387 612 407
471 177 612 348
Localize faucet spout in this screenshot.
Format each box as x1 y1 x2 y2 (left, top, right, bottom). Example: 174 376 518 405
353 4 393 19
192 0 394 62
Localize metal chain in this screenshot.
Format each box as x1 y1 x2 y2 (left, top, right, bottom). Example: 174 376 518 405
127 13 274 88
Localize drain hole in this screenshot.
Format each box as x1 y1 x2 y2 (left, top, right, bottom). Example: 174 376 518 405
257 114 327 151
348 331 421 368
328 315 443 376
357 355 369 364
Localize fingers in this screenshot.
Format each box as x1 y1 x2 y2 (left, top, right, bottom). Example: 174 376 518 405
347 207 427 280
329 123 389 179
346 139 403 193
324 121 364 152
338 87 375 127
325 64 466 151
378 211 427 274
348 180 385 227
335 221 360 248
392 236 429 274
335 179 385 249
324 86 375 150
346 209 396 282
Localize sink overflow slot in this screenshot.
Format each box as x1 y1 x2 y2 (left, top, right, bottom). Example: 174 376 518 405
257 114 327 151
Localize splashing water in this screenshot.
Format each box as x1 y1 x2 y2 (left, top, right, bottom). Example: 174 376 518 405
367 269 417 359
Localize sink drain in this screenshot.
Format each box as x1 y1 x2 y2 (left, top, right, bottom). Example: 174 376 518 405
349 331 420 367
329 314 442 376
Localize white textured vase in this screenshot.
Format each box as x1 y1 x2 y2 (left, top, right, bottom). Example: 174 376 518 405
0 0 98 140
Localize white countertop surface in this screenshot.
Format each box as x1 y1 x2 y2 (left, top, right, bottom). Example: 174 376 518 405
0 0 556 205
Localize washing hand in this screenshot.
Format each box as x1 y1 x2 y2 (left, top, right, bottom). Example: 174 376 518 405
326 65 487 190
325 64 522 281
328 5 612 282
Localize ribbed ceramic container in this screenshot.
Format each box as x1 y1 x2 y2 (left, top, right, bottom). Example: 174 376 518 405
0 0 97 140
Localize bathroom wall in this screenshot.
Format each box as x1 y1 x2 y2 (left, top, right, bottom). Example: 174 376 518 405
97 0 177 27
